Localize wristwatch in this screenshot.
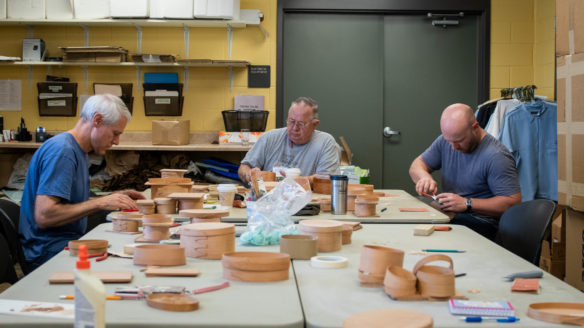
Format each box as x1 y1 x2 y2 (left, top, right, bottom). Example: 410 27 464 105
465 198 473 212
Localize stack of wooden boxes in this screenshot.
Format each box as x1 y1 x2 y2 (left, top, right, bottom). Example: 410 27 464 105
539 206 566 279
556 0 584 289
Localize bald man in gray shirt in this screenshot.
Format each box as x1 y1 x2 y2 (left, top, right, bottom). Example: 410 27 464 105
238 97 340 184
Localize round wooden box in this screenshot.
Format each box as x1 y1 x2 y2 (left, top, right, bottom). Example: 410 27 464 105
168 193 205 210
221 251 290 282
319 198 332 212
313 175 332 194
133 244 186 266
348 184 375 192
383 266 417 299
347 189 370 211
412 254 455 298
341 225 353 244
68 239 108 256
359 245 404 286
280 235 318 260
343 309 433 328
146 293 199 312
160 169 188 178
136 199 155 215
192 184 210 193
354 196 379 217
261 171 276 181
179 209 230 223
154 197 177 214
112 212 142 232
179 222 235 259
142 214 173 241
298 220 344 252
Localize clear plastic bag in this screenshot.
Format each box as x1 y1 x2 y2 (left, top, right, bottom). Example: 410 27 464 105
240 177 311 245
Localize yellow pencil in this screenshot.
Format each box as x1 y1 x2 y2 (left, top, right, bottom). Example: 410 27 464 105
60 295 121 300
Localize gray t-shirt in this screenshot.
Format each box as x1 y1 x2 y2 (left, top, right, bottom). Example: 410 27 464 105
421 133 520 220
241 128 340 176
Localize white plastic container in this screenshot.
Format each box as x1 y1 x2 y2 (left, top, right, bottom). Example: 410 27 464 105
7 0 45 19
194 0 239 20
46 0 73 19
110 0 148 18
74 244 106 328
217 184 237 208
285 168 301 179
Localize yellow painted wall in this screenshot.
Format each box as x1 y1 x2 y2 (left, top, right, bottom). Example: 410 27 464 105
490 0 556 100
0 0 276 133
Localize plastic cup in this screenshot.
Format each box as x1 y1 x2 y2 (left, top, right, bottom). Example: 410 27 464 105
217 184 237 208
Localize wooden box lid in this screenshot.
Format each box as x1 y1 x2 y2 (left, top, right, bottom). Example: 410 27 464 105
168 192 205 200
298 219 344 233
146 293 199 312
147 177 192 185
343 309 433 328
153 197 174 204
179 209 229 219
221 251 290 272
179 222 235 237
142 214 172 224
160 169 188 174
136 199 155 205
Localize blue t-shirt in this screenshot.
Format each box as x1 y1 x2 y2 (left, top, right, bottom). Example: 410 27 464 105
19 132 89 265
421 133 520 220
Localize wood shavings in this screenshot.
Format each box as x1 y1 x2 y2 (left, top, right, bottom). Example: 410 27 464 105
467 288 481 294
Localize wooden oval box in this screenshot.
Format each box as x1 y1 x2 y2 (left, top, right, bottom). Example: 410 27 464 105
298 219 344 252
142 214 173 241
68 239 108 256
133 244 186 266
179 209 230 223
179 222 235 259
222 251 290 282
168 193 205 211
154 197 177 214
136 199 155 215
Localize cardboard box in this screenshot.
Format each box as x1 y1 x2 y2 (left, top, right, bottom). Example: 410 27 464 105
541 240 566 260
218 131 263 144
7 0 45 19
152 120 189 146
157 0 192 19
565 208 584 289
539 256 566 280
46 0 73 19
552 206 567 243
110 0 148 18
557 54 584 211
73 0 109 19
556 0 584 56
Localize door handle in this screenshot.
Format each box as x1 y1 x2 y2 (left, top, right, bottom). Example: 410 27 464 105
383 127 401 138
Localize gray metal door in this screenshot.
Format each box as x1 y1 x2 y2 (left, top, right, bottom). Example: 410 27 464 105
382 15 478 194
283 13 479 191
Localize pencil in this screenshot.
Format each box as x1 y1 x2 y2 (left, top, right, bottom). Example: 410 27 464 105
60 295 121 300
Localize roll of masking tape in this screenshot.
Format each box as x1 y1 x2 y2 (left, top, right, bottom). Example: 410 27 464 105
310 255 348 269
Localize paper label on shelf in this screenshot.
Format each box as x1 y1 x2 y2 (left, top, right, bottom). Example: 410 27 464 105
155 98 171 105
48 100 67 107
48 85 63 92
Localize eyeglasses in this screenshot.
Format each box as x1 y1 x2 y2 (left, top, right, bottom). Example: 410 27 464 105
287 118 312 129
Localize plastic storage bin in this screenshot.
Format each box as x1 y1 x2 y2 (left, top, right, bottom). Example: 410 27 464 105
221 110 269 132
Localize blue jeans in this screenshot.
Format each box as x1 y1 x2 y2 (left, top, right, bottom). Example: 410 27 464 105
450 212 498 241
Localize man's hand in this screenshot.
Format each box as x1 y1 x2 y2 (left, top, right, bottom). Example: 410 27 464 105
247 168 262 184
117 190 146 200
415 177 438 196
435 193 466 213
96 193 138 211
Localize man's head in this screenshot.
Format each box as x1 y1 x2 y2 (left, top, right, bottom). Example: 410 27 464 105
80 94 131 155
440 103 484 154
286 97 319 145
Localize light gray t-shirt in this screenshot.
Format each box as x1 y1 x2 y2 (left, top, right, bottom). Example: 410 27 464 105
241 128 340 176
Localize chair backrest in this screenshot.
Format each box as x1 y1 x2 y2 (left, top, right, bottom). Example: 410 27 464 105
0 199 20 231
0 233 18 284
495 199 556 265
0 199 27 275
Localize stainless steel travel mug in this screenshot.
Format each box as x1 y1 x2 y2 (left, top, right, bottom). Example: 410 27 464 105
330 175 348 215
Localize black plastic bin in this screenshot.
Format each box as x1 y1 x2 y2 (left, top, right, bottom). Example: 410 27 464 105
222 110 269 132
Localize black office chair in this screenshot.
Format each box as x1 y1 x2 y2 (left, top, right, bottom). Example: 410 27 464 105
0 233 18 284
0 199 28 276
495 199 556 265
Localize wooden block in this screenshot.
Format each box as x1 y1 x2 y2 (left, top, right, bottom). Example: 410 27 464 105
49 271 133 284
414 224 435 236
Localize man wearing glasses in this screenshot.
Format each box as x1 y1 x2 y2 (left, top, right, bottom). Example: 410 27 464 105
238 97 340 184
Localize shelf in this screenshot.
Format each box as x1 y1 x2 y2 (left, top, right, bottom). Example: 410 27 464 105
0 61 250 68
0 9 262 28
0 141 251 152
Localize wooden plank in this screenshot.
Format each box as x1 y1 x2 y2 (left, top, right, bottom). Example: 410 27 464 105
49 271 133 284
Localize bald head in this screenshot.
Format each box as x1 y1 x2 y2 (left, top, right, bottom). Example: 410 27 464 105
440 103 484 153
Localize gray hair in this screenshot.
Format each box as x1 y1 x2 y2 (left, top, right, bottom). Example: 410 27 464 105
290 97 319 121
80 94 131 125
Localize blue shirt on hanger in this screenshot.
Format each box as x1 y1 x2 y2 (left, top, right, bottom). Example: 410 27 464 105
499 101 557 202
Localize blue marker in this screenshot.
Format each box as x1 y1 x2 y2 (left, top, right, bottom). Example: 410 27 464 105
461 316 520 323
